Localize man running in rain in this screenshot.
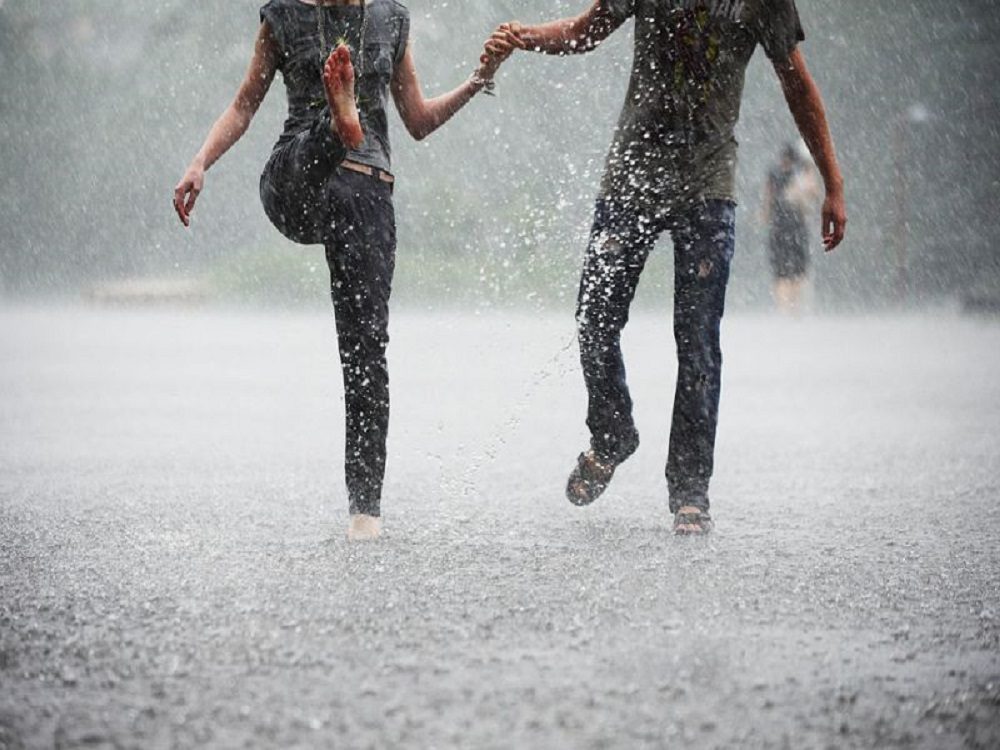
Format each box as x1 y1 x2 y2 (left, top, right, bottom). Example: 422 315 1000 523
494 0 846 534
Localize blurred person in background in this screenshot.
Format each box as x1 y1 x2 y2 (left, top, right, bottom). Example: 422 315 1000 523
761 141 822 313
173 0 515 541
495 0 846 535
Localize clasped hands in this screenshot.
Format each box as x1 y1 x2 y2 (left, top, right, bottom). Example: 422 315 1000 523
476 22 527 81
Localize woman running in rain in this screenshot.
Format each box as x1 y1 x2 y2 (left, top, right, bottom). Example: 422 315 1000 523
173 1 515 540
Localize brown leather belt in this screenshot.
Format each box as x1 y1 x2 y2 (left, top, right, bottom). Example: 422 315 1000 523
340 159 395 184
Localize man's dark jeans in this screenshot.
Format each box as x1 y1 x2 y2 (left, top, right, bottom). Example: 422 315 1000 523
259 117 395 518
576 197 736 513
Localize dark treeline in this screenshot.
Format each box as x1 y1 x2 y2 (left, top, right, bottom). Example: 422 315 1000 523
1 0 997 307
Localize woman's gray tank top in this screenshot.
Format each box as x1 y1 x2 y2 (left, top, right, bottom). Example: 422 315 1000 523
260 0 410 173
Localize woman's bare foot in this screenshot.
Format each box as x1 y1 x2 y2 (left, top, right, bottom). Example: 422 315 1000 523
323 45 364 150
347 514 382 541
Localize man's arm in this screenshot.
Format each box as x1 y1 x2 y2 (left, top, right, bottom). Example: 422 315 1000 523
509 1 626 56
773 48 846 250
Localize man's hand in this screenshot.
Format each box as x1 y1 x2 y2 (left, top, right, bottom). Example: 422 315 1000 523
173 163 205 228
478 23 526 78
822 188 847 251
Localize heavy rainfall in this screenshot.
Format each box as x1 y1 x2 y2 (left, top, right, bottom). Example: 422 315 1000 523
1 0 998 748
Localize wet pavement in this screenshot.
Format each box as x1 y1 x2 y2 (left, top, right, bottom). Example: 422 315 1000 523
1 305 998 749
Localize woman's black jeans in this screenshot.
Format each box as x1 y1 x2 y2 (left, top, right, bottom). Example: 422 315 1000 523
260 114 395 517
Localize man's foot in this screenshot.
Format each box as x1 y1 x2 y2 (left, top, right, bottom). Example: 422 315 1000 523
323 45 364 150
673 506 713 536
566 450 618 506
347 514 382 541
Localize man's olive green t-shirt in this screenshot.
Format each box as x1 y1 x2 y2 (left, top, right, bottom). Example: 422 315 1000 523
600 0 804 216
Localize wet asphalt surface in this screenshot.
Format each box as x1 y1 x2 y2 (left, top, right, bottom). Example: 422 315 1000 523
1 306 998 749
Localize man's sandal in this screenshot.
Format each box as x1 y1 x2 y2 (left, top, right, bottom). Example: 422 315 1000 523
673 506 714 536
566 450 618 506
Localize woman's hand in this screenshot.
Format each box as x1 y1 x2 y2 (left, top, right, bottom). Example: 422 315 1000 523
478 23 525 79
173 163 205 228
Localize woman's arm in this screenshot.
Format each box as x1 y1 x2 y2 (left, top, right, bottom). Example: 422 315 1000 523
773 48 846 250
391 39 512 142
173 23 279 227
509 1 625 56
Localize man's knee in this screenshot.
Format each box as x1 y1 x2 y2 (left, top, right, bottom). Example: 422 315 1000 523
577 309 622 356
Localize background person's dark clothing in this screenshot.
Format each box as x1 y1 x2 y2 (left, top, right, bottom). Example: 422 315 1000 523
256 0 409 516
577 197 736 513
767 163 810 279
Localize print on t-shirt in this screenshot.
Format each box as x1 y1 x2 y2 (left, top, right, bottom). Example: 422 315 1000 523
657 1 750 110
